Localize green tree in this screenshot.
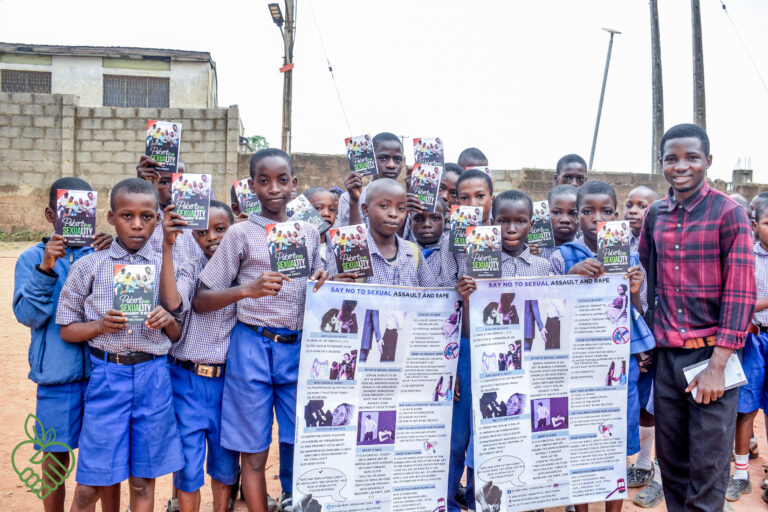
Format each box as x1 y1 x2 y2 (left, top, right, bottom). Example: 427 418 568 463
246 135 269 150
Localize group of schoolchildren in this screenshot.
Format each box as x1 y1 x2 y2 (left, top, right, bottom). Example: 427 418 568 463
13 124 768 512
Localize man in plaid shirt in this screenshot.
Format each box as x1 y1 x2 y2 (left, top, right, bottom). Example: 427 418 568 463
639 124 756 512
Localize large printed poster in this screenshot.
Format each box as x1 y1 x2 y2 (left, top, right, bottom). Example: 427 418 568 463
470 275 631 511
294 282 462 512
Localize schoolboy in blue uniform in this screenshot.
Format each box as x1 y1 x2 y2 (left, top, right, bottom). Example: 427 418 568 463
57 178 184 512
13 177 120 512
410 196 447 281
159 199 239 512
193 148 329 512
549 180 652 512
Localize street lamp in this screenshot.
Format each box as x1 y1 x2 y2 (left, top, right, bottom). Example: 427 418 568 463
588 27 621 171
268 1 296 154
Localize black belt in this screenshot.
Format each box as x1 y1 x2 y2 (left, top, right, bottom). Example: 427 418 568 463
169 356 225 378
91 347 160 365
757 324 768 334
244 324 299 344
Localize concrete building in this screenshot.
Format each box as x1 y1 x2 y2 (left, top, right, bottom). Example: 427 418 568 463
0 42 217 108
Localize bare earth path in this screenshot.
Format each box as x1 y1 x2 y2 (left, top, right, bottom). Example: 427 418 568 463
0 242 764 511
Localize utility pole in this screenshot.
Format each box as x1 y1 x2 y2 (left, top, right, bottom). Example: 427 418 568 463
268 1 297 154
650 0 664 173
588 28 621 171
691 0 706 129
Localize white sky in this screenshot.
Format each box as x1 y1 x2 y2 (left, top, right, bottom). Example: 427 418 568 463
2 0 767 183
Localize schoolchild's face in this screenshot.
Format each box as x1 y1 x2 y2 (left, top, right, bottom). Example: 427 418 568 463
578 193 618 241
362 186 408 238
549 194 578 243
156 173 173 208
108 192 159 253
753 211 768 250
411 207 444 246
249 156 296 217
457 178 494 224
373 140 404 180
624 189 657 234
439 172 460 207
555 162 588 187
309 191 337 230
193 208 232 258
661 137 711 198
495 200 532 256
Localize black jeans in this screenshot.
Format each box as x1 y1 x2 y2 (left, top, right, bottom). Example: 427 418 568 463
654 346 738 512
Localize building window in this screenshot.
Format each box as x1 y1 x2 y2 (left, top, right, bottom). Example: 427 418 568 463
103 75 169 108
1 70 52 93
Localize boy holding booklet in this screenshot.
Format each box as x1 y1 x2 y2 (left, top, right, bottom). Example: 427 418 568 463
13 177 119 512
193 148 329 512
159 199 239 512
410 196 447 279
57 178 184 512
549 180 651 512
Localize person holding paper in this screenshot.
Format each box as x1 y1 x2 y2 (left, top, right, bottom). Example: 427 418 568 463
639 124 756 512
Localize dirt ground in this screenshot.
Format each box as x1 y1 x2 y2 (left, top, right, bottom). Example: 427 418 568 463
1 241 766 511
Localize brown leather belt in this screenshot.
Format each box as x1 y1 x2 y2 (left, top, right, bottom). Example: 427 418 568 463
91 347 160 365
682 335 717 349
169 356 225 378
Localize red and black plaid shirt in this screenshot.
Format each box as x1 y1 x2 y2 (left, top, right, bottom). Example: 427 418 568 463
639 182 755 350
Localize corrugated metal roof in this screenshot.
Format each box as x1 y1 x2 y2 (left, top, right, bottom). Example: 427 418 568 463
0 42 213 64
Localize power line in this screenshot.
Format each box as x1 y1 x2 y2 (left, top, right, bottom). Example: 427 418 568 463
305 0 353 135
718 1 768 94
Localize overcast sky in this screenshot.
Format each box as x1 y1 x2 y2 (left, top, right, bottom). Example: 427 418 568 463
2 0 767 183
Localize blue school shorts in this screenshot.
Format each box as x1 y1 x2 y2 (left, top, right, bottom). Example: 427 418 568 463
738 332 768 414
169 364 239 493
626 356 640 456
75 354 184 486
637 366 654 411
34 380 88 451
448 337 475 512
220 322 301 453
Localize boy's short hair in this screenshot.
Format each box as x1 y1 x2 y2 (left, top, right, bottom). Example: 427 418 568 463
49 177 92 210
547 184 578 204
754 198 768 223
372 132 403 150
455 169 493 196
444 163 464 178
110 178 159 210
364 177 405 204
660 123 710 157
433 197 447 216
249 148 294 178
210 199 235 224
457 148 488 168
576 180 617 209
492 190 533 218
229 184 238 204
304 187 332 201
555 154 587 173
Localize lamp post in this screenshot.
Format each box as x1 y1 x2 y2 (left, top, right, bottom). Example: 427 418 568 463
268 2 296 154
588 28 621 171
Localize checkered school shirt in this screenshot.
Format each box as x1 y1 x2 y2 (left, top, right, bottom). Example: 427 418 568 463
170 255 236 364
336 185 369 227
539 245 560 261
421 239 443 279
754 243 768 328
149 208 204 265
639 183 756 350
199 212 322 331
329 233 438 287
629 233 640 254
56 239 171 355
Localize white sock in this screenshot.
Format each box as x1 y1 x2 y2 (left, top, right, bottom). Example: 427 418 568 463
635 426 654 471
734 453 750 480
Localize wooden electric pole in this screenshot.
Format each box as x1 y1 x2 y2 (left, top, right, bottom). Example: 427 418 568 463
281 0 297 154
691 0 706 129
650 0 664 173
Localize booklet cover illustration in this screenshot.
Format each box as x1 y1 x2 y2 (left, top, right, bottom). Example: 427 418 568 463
449 205 483 253
410 163 443 212
329 224 374 278
267 221 311 278
413 137 444 166
172 173 211 229
466 225 502 279
233 178 261 215
345 134 377 176
597 221 631 273
288 194 329 234
527 200 555 248
145 120 181 173
55 189 97 247
113 264 155 324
